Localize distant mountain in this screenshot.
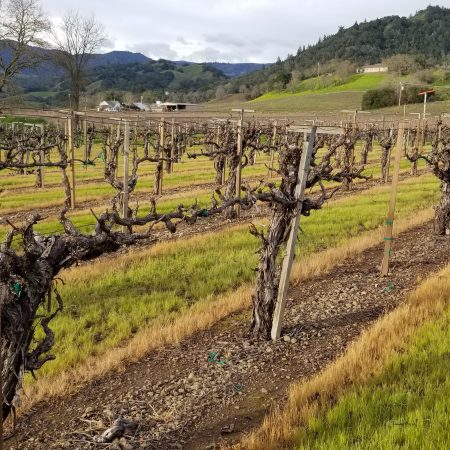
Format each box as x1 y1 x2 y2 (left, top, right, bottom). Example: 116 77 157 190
172 60 269 77
0 43 269 106
1 42 271 106
88 51 151 67
206 62 269 77
88 59 227 95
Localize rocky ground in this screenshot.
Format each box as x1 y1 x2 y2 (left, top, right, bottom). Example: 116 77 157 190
5 220 449 450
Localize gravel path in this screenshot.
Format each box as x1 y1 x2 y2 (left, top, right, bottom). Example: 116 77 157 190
6 220 450 450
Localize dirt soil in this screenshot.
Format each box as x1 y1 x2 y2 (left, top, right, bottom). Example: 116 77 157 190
4 220 449 450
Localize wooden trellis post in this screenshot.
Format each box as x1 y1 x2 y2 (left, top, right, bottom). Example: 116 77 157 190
177 124 182 162
232 108 254 217
269 121 277 174
83 118 88 162
271 126 317 340
169 118 175 173
235 111 243 217
381 122 405 276
157 117 165 194
122 120 130 233
38 124 45 188
67 113 76 209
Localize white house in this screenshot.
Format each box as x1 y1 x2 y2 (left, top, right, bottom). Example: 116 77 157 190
97 100 122 112
357 64 388 74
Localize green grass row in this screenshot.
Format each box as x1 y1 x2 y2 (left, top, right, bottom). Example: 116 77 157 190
295 306 450 450
1 141 424 214
30 174 439 380
255 74 387 101
0 157 272 212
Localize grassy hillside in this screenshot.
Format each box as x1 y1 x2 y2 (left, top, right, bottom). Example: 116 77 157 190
205 73 386 113
295 306 450 449
258 73 387 100
205 71 450 115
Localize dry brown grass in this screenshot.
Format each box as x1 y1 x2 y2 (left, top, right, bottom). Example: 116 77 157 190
234 213 449 450
18 208 434 417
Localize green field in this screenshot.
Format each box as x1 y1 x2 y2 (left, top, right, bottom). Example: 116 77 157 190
257 73 388 100
204 74 387 113
295 305 450 449
31 174 438 380
204 72 450 115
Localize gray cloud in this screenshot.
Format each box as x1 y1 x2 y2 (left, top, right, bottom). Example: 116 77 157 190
43 0 438 63
130 42 178 60
203 33 246 48
100 37 116 51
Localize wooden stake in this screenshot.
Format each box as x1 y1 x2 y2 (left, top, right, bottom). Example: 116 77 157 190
39 124 45 188
83 119 88 162
269 121 277 174
235 109 244 217
122 121 130 233
381 122 405 276
169 118 175 173
271 126 317 341
68 114 76 209
349 112 357 190
115 124 121 179
158 117 164 194
231 108 254 217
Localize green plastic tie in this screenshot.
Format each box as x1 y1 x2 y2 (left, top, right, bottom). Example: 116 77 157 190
208 351 226 366
384 237 393 241
12 282 22 296
386 219 394 225
199 209 209 218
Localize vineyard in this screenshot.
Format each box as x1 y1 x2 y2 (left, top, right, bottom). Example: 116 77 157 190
1 108 450 448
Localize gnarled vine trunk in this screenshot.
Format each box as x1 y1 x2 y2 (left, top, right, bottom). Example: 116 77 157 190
435 181 450 235
1 259 55 419
250 207 294 338
250 144 300 339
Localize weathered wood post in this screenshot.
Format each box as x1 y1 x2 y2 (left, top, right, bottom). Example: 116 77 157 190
234 110 244 218
115 123 121 178
269 120 277 174
68 112 76 209
156 117 165 195
381 122 405 276
39 124 45 188
83 118 88 162
232 108 254 217
122 120 130 233
271 126 317 340
169 118 175 173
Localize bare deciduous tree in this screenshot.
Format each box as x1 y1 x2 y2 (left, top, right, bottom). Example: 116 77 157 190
0 0 50 93
51 12 105 111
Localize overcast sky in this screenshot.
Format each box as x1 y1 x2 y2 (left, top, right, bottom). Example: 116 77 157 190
43 0 447 63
